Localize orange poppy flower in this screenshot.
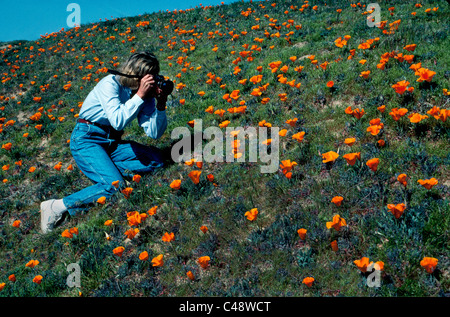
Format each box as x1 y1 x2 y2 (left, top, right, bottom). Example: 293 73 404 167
389 107 408 121
408 113 428 123
162 232 175 242
113 246 125 257
139 251 149 261
344 138 356 146
331 196 344 206
186 271 195 280
366 158 380 171
326 214 346 231
343 152 361 166
326 81 334 88
25 260 39 268
61 229 74 239
302 277 314 287
33 275 43 284
198 256 211 269
397 174 407 186
322 151 339 163
97 196 106 204
147 206 158 216
188 170 202 184
415 68 436 82
2 142 12 151
151 254 164 267
245 208 258 221
297 228 307 240
392 80 413 95
121 187 133 198
417 178 438 190
420 257 438 273
12 220 21 228
387 203 406 219
132 174 141 183
280 160 297 176
354 257 373 273
124 228 139 239
292 131 305 142
200 226 208 233
331 240 339 252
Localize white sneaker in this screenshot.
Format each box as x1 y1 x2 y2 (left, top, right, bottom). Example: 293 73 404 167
40 199 65 234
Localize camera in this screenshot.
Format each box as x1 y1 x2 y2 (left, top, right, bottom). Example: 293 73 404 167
154 75 174 96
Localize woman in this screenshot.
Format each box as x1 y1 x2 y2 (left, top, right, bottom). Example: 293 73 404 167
40 52 170 234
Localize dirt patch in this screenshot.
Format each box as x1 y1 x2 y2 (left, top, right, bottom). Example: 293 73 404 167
293 41 308 49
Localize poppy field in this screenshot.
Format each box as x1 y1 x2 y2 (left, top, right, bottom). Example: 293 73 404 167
0 0 449 297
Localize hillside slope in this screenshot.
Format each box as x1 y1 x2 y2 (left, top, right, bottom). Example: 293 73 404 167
0 0 449 297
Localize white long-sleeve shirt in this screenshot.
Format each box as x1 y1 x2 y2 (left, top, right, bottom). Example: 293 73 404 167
78 74 167 139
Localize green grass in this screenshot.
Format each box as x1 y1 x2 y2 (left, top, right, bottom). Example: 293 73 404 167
0 0 449 297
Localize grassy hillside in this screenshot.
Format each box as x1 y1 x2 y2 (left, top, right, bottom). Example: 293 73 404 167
0 0 449 297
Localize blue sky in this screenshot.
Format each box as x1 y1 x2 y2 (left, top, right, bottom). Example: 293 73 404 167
0 0 237 42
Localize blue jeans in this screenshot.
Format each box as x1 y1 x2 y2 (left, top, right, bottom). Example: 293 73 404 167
63 122 165 216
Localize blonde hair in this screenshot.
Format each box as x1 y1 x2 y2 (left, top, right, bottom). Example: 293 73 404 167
116 52 160 90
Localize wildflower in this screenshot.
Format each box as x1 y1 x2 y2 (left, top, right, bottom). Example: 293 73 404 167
104 220 113 226
198 256 211 269
280 160 297 177
2 142 12 151
302 277 314 287
245 208 258 221
97 196 106 204
331 196 344 206
187 271 195 281
397 174 407 186
12 220 21 228
331 240 339 252
113 246 125 257
151 254 164 267
389 107 408 121
124 228 139 239
417 178 438 190
415 68 436 82
162 232 175 242
392 80 413 95
366 158 380 172
121 187 133 198
132 174 141 183
344 138 356 146
326 215 346 231
322 151 339 163
291 131 306 144
343 152 361 166
387 203 406 219
61 229 74 239
408 113 428 123
33 275 43 285
354 257 373 273
139 251 149 261
188 170 202 184
420 257 438 273
25 260 39 268
127 211 145 226
297 228 307 240
200 226 208 233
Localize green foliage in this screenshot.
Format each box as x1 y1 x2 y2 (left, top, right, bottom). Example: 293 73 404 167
0 0 449 297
